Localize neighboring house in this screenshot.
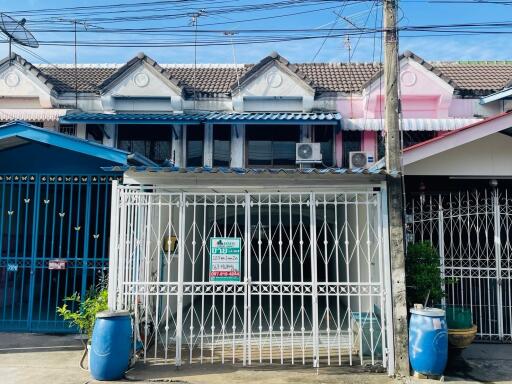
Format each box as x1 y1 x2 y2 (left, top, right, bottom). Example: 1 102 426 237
404 112 512 344
1 49 512 372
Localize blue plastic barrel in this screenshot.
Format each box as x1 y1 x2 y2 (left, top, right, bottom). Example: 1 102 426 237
409 307 448 376
90 310 132 381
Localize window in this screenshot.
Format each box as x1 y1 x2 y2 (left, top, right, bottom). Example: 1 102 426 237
86 124 104 144
376 131 437 159
313 125 335 167
186 125 204 167
30 121 45 128
246 125 300 167
377 131 385 160
213 125 231 167
403 131 437 148
59 124 76 136
342 131 362 168
118 124 172 164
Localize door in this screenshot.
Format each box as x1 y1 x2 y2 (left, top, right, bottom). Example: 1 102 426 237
0 175 38 330
0 173 116 332
110 188 389 367
409 189 512 342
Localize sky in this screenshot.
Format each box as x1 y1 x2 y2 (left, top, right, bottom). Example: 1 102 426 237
0 0 511 64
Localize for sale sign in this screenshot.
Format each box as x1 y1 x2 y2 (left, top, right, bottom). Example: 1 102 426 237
209 237 241 282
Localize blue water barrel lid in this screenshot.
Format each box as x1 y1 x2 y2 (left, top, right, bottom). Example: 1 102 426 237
410 307 445 317
96 310 130 318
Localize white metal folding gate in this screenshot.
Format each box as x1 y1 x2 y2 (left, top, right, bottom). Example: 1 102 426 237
109 184 392 369
408 189 512 342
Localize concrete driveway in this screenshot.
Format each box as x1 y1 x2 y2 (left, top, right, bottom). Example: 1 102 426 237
1 333 511 383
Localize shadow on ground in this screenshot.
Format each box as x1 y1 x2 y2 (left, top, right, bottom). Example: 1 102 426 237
443 343 512 383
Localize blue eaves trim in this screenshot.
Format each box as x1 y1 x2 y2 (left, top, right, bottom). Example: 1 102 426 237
61 112 207 125
101 165 399 177
60 112 342 125
0 121 155 166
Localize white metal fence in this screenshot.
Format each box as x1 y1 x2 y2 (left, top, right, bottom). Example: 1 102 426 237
408 189 512 342
108 183 393 371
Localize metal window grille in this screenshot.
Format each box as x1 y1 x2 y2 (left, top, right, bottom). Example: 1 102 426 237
59 124 77 136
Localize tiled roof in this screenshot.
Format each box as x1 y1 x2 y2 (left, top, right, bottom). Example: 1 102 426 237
41 67 115 93
435 63 512 94
14 52 512 96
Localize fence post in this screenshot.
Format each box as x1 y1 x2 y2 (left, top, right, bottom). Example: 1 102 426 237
494 188 504 340
438 195 446 306
107 180 119 309
175 193 186 367
309 192 320 368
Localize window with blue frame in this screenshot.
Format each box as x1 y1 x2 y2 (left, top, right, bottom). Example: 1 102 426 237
186 125 204 167
117 124 172 164
213 125 231 167
246 125 300 167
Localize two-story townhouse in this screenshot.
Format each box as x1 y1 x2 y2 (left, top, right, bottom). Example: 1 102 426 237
2 49 512 372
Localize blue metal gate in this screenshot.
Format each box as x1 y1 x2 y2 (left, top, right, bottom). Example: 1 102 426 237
0 173 120 332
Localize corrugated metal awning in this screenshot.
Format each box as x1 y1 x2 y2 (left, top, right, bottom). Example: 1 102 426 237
206 112 341 124
102 165 399 177
60 112 342 125
0 109 68 123
60 112 206 124
342 118 482 131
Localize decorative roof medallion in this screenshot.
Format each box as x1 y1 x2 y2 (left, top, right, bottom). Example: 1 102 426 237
133 72 150 87
4 72 20 87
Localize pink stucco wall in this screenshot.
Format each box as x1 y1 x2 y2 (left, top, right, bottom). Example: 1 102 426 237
333 56 489 164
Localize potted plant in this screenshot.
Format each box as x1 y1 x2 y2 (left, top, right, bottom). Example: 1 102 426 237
406 241 476 352
406 241 445 308
57 288 108 370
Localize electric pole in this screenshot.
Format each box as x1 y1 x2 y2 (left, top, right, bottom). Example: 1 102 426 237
383 0 409 377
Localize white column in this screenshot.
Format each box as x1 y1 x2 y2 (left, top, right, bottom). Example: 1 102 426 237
299 125 313 167
230 124 245 168
43 121 57 131
103 124 116 148
204 123 213 167
299 124 312 143
171 125 184 167
76 123 86 139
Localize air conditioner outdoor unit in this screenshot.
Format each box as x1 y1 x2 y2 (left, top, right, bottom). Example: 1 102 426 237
296 142 322 164
349 151 375 168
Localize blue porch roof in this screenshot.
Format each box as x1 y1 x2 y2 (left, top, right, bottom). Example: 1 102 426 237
0 121 155 168
60 112 342 125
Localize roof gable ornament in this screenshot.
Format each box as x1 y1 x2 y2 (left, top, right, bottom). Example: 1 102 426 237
0 53 56 93
362 50 458 90
231 51 316 94
99 52 184 95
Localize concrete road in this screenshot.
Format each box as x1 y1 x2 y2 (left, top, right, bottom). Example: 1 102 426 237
1 333 512 383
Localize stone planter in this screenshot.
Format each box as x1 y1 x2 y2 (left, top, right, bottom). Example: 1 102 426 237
448 324 477 350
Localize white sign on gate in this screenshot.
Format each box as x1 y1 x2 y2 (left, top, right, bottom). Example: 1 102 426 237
209 237 241 282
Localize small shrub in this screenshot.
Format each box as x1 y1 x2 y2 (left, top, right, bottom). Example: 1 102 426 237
57 288 108 339
406 241 446 307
